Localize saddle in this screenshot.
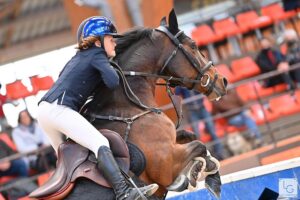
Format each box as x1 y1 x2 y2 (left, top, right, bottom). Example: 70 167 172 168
29 129 130 200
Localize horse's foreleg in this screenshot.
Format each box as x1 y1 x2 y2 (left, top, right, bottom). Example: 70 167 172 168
166 140 208 192
176 129 197 144
176 130 222 197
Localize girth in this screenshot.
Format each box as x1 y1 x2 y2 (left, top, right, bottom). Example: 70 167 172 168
29 129 130 200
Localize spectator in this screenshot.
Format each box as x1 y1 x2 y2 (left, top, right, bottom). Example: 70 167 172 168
255 37 298 90
12 110 56 173
0 84 8 131
175 86 225 159
0 134 28 178
283 29 300 83
212 89 263 147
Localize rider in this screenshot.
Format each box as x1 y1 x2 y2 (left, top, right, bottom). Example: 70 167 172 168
37 16 158 200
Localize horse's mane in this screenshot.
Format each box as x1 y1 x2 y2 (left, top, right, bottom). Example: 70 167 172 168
115 27 153 55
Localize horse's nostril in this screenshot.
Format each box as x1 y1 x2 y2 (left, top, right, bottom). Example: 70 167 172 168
223 78 228 88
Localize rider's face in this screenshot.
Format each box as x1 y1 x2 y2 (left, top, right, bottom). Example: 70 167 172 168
104 35 116 58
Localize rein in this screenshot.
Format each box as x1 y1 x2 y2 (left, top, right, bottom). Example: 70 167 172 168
86 26 221 141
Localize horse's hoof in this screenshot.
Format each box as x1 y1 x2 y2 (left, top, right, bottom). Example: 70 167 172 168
200 156 220 180
166 174 189 192
187 157 206 186
205 172 222 199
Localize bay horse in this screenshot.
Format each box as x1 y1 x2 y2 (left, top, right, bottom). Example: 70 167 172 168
31 10 227 200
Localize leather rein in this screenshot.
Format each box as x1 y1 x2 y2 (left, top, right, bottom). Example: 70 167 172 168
87 26 219 141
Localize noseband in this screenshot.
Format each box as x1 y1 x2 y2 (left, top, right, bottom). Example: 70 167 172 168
155 26 219 96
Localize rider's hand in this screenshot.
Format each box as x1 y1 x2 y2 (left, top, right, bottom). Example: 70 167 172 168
277 62 289 72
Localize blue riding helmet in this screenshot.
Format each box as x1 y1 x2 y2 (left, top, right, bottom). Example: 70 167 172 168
82 16 122 39
77 16 94 43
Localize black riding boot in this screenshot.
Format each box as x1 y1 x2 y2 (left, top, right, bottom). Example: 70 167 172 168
97 146 158 200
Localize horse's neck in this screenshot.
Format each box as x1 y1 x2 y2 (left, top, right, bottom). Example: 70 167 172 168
114 76 158 109
113 43 162 110
91 39 164 116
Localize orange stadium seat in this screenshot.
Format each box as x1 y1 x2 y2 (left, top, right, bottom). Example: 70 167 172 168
269 94 300 116
213 18 241 37
273 83 288 93
236 81 274 102
5 80 38 100
261 3 297 22
215 64 239 83
252 81 274 98
0 133 17 151
214 118 227 138
191 24 225 46
250 103 280 124
37 171 53 186
231 57 261 79
31 75 54 91
236 11 273 33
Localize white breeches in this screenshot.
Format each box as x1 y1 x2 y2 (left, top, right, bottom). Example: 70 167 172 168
37 101 110 158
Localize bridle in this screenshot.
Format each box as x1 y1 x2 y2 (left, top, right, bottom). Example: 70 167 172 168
156 26 216 95
85 26 225 140
123 26 222 97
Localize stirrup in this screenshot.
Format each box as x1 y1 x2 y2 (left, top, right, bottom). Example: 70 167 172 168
121 170 158 199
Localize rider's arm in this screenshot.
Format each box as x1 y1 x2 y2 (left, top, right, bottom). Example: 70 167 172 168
91 51 119 89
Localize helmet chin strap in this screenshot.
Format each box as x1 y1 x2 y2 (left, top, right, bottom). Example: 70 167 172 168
99 36 105 50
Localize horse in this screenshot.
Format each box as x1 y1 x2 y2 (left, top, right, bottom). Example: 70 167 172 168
30 10 227 200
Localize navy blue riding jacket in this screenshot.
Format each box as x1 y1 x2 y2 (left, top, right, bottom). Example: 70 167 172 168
40 46 119 111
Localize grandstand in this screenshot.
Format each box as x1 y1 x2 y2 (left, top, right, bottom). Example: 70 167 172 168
0 0 300 199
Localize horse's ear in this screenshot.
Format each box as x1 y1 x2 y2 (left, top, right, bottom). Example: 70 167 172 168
160 17 167 26
168 9 179 34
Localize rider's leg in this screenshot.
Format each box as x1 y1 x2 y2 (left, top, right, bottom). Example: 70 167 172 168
37 101 158 200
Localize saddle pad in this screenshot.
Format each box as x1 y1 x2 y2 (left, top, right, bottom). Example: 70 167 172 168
127 142 146 176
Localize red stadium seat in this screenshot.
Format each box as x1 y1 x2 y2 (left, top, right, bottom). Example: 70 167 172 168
214 118 227 138
236 82 257 102
231 57 261 79
236 81 274 102
250 103 280 124
213 18 241 37
236 11 273 33
0 133 17 151
37 171 53 186
269 94 300 115
31 75 54 91
6 80 38 100
252 81 274 98
261 3 297 22
215 64 239 83
273 83 288 93
191 24 225 46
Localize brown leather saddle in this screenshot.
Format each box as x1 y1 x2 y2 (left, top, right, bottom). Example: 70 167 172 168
29 129 130 200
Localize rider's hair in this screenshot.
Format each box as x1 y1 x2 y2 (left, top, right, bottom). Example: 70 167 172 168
77 36 100 50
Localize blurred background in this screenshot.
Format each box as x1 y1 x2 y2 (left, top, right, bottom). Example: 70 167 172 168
0 0 300 199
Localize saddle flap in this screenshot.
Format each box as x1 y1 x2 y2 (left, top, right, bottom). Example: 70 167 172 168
100 129 130 163
29 140 89 198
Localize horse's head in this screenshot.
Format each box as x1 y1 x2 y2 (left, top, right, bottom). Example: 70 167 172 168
155 9 227 100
